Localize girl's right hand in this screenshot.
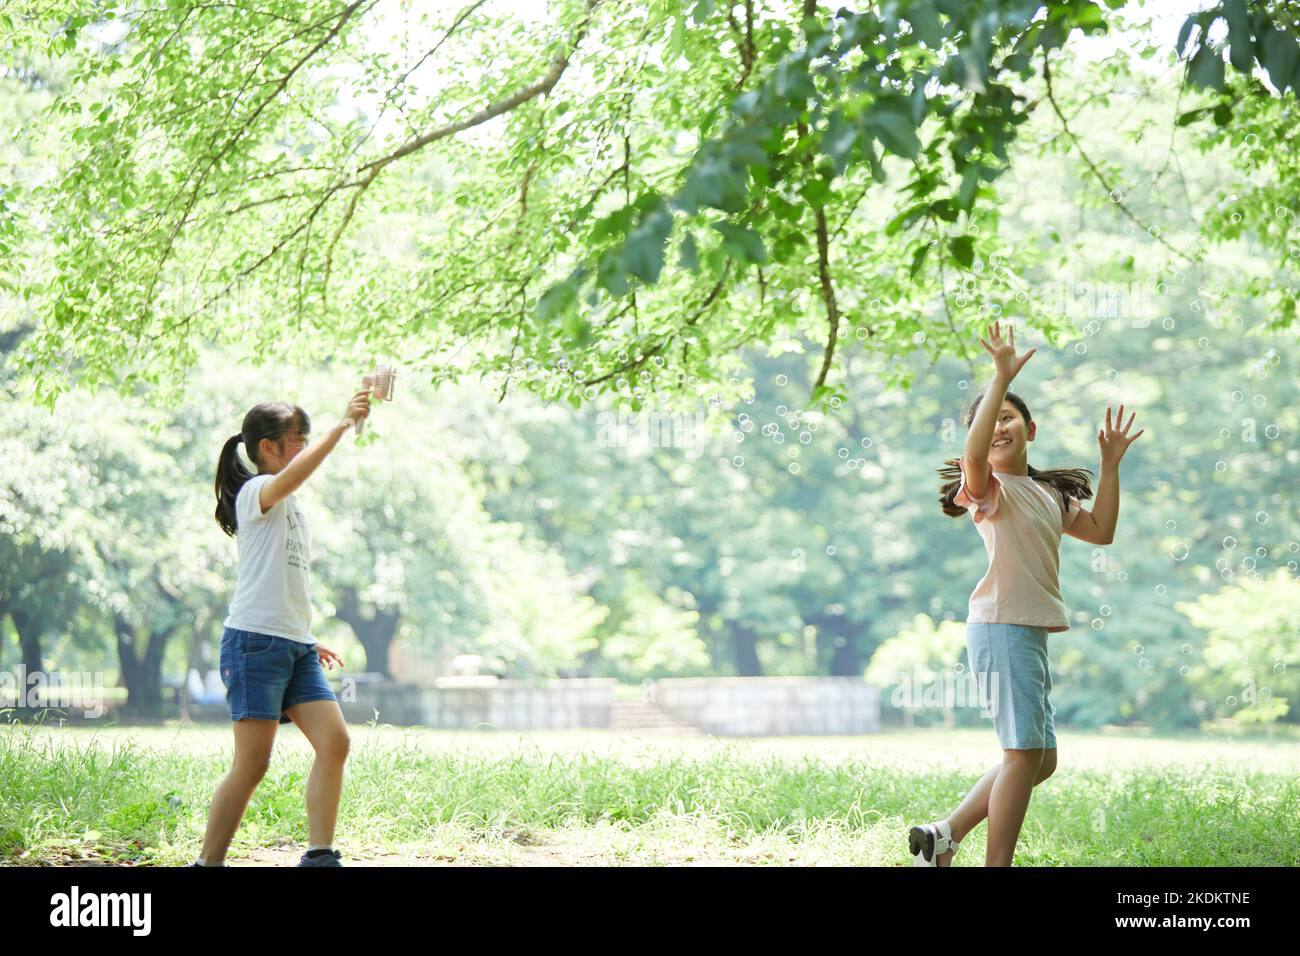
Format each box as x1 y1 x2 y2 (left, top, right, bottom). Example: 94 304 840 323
979 319 1036 382
343 389 371 425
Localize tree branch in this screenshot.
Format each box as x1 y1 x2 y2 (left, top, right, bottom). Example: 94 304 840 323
1042 49 1200 265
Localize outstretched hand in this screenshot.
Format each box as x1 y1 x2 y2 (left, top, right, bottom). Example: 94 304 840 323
316 643 345 671
1098 404 1144 465
978 320 1036 382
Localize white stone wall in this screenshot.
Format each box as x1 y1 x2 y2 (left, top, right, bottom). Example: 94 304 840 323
336 676 881 735
652 677 880 735
339 678 617 729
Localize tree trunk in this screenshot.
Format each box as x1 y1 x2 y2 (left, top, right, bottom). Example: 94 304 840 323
732 624 762 676
335 585 400 678
9 604 45 682
178 606 215 722
808 612 864 676
114 611 171 718
691 594 725 671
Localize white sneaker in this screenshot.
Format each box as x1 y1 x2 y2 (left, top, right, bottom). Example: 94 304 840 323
908 819 960 866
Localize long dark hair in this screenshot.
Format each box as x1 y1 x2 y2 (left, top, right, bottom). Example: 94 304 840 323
938 387 1093 519
214 402 311 537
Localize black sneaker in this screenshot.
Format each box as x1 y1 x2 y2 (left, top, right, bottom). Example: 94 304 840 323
296 849 342 867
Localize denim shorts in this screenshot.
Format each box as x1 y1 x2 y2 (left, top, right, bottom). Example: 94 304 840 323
219 627 337 724
965 622 1056 750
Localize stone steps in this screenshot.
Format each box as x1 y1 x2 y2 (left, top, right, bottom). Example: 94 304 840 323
609 699 706 735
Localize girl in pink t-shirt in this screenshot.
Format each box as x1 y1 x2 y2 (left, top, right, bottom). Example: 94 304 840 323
907 320 1143 867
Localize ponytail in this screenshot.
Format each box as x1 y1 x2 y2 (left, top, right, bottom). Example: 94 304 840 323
214 434 253 537
214 401 311 537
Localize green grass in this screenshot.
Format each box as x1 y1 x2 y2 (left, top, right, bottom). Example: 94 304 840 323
1 721 1297 865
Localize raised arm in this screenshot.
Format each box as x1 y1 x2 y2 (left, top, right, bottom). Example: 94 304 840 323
964 374 1008 500
1073 403 1143 545
261 390 371 513
965 321 1036 500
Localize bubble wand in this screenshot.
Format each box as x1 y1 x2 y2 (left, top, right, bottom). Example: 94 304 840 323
351 364 396 435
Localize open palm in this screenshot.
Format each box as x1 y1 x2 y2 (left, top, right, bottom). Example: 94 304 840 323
978 320 1036 382
1099 404 1144 465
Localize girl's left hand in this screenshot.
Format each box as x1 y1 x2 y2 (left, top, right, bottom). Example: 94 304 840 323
1099 404 1144 465
316 643 345 670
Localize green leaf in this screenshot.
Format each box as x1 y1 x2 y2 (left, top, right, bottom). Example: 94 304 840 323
562 311 592 347
800 177 831 207
668 12 686 61
622 203 673 283
908 0 941 48
949 235 974 268
712 221 765 264
679 232 699 271
1222 0 1252 72
1261 26 1298 92
537 278 579 322
679 151 748 214
1187 44 1224 91
885 202 928 236
589 206 635 242
956 163 981 212
861 139 886 183
822 110 858 175
909 241 934 280
865 100 921 158
1175 14 1197 57
1073 2 1104 29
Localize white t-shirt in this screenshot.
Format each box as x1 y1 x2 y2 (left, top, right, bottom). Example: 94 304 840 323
222 473 314 642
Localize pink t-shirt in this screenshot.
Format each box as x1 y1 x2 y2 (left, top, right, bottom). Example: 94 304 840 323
954 456 1084 633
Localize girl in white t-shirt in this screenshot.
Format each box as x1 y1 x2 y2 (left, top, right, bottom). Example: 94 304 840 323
192 390 370 867
908 321 1142 866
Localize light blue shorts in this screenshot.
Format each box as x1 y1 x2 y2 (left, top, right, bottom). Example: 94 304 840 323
965 622 1057 750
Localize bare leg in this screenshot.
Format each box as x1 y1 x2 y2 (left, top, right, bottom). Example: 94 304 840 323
198 719 278 864
285 699 351 847
936 748 1056 866
984 749 1045 866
